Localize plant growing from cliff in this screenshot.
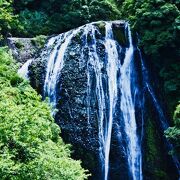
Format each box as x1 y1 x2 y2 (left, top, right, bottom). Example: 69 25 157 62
31 35 47 49
0 47 89 179
15 40 24 49
165 103 180 156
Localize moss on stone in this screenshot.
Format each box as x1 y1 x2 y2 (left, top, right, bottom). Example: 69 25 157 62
87 33 92 43
95 21 106 37
146 119 159 162
112 24 127 47
144 118 169 179
31 35 47 49
72 30 83 44
15 41 24 49
154 170 169 180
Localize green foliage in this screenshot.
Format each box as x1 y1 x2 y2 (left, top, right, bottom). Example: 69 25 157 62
0 0 17 41
120 0 179 59
8 0 120 36
29 0 120 34
165 103 180 155
0 47 89 179
18 10 49 37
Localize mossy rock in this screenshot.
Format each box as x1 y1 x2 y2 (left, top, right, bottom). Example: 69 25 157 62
112 23 128 47
95 21 106 37
143 117 170 179
31 35 47 49
28 58 47 94
15 41 24 49
72 30 83 44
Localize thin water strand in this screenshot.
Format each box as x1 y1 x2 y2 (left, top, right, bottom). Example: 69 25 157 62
44 27 82 109
104 22 118 180
18 59 32 79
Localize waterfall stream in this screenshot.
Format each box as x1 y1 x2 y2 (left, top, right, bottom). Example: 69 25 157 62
104 23 118 180
18 59 32 79
119 25 142 180
17 21 179 179
44 27 82 109
139 50 180 175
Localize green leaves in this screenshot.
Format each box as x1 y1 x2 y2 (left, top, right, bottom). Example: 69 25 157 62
0 48 89 179
0 0 122 37
0 0 19 41
18 10 49 37
165 104 180 155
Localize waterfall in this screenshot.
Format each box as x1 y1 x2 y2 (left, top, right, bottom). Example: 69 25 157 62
17 21 143 179
119 24 142 180
80 23 117 179
17 20 179 179
81 22 142 180
104 22 118 180
44 27 82 109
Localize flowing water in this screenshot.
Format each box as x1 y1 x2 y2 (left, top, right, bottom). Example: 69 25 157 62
44 27 82 109
18 59 32 79
104 23 119 180
17 21 179 179
119 25 142 180
139 50 180 175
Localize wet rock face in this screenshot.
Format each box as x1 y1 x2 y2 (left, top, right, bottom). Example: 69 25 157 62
112 21 128 47
54 27 108 176
7 36 48 66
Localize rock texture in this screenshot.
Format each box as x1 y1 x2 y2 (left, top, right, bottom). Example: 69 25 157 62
7 38 37 63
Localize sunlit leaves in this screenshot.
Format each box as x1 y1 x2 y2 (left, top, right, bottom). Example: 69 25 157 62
0 48 89 179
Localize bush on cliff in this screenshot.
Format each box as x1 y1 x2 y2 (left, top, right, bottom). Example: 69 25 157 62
0 47 89 179
165 103 180 156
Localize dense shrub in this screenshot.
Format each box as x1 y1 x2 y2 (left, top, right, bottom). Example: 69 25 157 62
0 47 89 179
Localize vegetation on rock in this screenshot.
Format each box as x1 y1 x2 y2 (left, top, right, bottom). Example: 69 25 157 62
165 103 180 156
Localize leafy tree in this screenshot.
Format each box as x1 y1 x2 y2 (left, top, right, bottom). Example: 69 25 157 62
11 0 120 35
0 0 18 41
0 47 89 179
18 10 49 37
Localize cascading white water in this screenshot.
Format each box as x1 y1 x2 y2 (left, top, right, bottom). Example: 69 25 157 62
82 22 142 180
44 27 82 109
119 24 142 180
18 59 32 79
104 22 118 180
81 24 106 128
80 23 115 179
